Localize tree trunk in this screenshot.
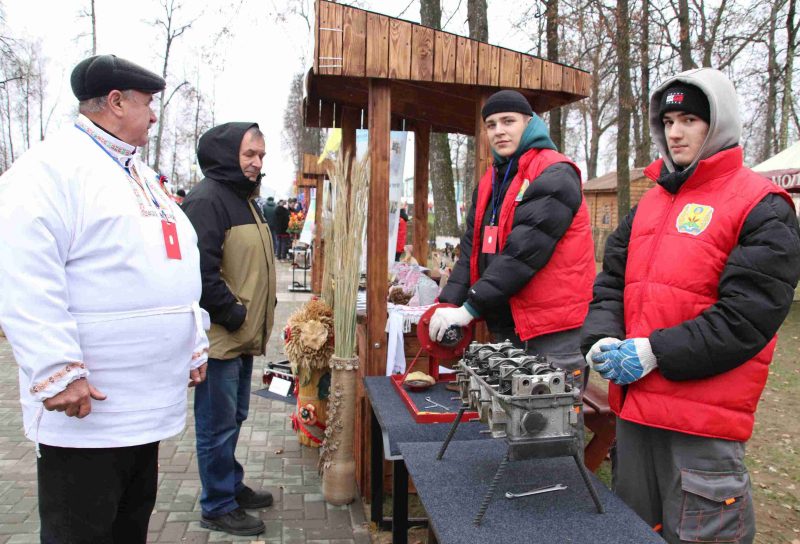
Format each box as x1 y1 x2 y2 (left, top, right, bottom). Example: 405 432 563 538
616 0 633 222
420 0 459 237
154 34 172 172
90 0 97 55
762 0 783 162
634 0 652 167
545 0 562 149
678 0 694 70
464 0 488 204
779 0 798 150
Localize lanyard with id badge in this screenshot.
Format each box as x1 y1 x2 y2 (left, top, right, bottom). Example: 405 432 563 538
482 160 515 255
76 124 182 260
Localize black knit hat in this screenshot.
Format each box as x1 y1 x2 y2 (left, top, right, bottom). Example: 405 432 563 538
658 83 710 123
481 90 534 120
70 55 166 101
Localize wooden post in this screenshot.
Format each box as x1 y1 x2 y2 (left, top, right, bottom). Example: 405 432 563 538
474 90 492 343
341 106 359 160
413 122 430 266
474 90 492 188
366 79 391 376
312 176 324 294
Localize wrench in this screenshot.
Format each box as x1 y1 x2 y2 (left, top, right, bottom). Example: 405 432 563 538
423 397 450 411
504 483 567 500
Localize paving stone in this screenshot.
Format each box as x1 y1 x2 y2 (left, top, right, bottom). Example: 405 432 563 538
0 267 368 543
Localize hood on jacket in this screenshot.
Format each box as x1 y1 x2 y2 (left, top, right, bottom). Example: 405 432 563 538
197 122 261 196
492 113 557 167
649 68 741 173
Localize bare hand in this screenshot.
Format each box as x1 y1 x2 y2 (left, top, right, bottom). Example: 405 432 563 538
43 378 107 418
189 363 207 387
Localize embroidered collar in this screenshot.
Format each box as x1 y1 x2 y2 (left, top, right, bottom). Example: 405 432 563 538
75 114 136 169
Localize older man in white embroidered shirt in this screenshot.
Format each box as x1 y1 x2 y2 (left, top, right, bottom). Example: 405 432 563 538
0 54 208 544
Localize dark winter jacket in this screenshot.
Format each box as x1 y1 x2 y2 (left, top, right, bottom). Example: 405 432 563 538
262 197 277 230
440 162 582 332
181 122 276 360
275 205 290 235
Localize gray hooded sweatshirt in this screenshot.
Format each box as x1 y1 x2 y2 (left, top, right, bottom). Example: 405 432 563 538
649 67 741 174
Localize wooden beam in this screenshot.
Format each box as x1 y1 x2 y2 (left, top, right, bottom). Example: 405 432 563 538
342 6 367 77
388 19 412 80
318 1 343 76
413 122 430 266
411 25 434 81
366 13 389 78
367 79 391 377
474 90 492 189
341 106 359 160
434 31 456 83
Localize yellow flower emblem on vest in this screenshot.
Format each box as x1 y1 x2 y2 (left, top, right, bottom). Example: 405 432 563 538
676 203 714 236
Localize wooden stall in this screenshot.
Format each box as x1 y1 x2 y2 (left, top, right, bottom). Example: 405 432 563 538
304 0 592 501
298 154 330 294
583 168 651 260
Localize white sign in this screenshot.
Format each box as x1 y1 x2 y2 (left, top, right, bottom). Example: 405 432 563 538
268 376 293 397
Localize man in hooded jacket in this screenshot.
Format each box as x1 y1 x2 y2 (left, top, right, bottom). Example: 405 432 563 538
581 68 800 543
182 122 277 537
434 89 595 361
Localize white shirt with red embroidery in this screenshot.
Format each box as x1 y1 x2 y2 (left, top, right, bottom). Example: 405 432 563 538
0 115 209 448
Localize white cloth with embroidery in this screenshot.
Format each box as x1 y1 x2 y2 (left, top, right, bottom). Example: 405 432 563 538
0 116 209 448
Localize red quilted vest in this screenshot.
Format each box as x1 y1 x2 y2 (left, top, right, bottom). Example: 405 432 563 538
611 146 792 441
470 148 595 341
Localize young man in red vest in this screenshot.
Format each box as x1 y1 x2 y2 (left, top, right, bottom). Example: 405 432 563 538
581 68 800 543
432 90 595 359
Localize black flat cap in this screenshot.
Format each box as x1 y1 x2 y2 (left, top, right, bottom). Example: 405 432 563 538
70 55 166 101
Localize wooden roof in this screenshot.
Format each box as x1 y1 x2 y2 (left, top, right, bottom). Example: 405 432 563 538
302 153 329 177
583 167 647 193
305 0 591 134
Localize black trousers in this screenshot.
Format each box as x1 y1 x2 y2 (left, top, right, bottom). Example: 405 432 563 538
37 442 159 544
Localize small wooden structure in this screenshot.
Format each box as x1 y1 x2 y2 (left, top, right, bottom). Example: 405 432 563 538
304 0 591 500
297 153 330 294
583 167 651 260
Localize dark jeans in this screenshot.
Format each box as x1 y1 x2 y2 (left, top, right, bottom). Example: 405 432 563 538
194 355 253 518
277 235 290 260
38 442 158 544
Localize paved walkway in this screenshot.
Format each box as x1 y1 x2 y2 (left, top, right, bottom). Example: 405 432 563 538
0 261 371 544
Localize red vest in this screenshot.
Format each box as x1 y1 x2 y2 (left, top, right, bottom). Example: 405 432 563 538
396 217 407 253
612 147 792 441
470 148 595 341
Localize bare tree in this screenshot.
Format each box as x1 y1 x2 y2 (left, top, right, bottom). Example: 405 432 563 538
420 0 459 237
463 0 488 206
151 0 195 172
78 0 97 55
779 0 798 150
544 0 563 149
762 0 786 161
616 0 633 221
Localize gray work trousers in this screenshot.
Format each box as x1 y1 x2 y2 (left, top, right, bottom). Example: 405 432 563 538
614 418 755 543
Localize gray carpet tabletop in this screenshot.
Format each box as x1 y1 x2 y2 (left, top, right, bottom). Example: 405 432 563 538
364 376 488 459
399 440 664 544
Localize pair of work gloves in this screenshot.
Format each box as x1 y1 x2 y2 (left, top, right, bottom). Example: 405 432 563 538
428 306 659 386
586 337 658 385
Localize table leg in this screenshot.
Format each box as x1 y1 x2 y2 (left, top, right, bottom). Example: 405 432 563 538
392 460 409 544
370 408 385 527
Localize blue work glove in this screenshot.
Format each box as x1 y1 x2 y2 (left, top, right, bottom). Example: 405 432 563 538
591 338 658 385
584 337 622 367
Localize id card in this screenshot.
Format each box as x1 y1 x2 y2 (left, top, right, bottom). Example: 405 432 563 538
162 220 182 260
482 226 498 254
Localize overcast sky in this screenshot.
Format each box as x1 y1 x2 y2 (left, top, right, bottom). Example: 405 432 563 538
3 0 539 197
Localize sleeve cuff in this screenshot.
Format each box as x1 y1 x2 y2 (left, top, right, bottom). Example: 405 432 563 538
220 303 247 332
29 362 90 402
463 301 480 318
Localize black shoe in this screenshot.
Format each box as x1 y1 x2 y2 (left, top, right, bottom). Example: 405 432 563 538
236 485 274 509
200 507 265 536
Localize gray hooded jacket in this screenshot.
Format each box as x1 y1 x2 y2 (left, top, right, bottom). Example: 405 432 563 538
649 68 741 173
